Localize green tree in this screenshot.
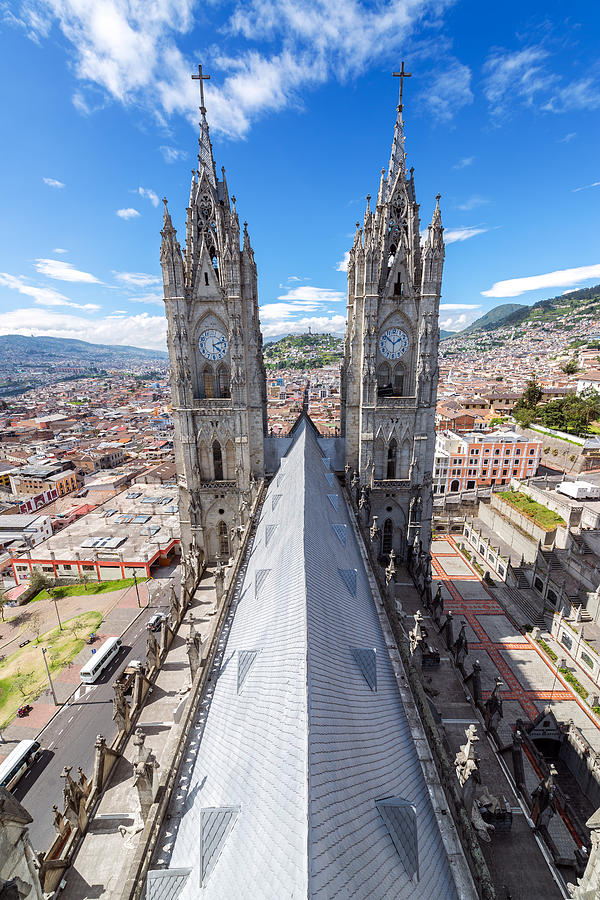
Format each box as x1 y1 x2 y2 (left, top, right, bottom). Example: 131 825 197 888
562 357 578 374
30 569 51 595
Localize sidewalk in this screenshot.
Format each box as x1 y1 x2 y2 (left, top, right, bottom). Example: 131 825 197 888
0 581 151 757
60 573 218 900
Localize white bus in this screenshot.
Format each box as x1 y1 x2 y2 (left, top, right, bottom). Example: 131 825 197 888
0 739 41 791
80 636 122 684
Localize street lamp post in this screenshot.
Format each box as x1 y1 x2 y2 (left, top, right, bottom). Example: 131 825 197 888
50 589 63 631
133 571 141 608
41 647 58 706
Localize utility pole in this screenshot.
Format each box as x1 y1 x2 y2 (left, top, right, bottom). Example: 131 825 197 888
50 589 63 631
133 571 141 608
41 647 58 706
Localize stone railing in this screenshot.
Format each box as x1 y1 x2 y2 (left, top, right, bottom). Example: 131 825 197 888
192 398 233 411
551 611 600 695
461 521 510 581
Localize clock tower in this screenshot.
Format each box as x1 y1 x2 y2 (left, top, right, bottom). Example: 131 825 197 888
161 67 267 573
340 80 444 560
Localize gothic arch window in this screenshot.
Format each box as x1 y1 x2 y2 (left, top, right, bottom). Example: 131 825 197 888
217 364 230 399
209 246 219 275
450 479 460 492
217 520 229 558
398 440 411 479
383 519 394 555
377 363 392 396
225 440 235 480
388 244 397 269
212 441 223 480
374 436 385 481
393 363 405 396
199 441 211 480
203 365 215 399
387 438 398 479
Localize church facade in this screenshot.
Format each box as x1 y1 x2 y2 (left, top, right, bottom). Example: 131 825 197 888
162 79 443 568
340 103 444 559
161 95 267 571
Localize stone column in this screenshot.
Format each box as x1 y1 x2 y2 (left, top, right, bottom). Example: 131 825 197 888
186 622 202 679
511 729 526 793
444 610 454 650
92 734 107 795
215 563 225 603
471 659 482 706
569 807 600 898
132 730 160 821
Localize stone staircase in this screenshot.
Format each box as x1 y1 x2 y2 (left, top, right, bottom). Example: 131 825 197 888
498 585 546 628
513 566 530 590
540 548 562 571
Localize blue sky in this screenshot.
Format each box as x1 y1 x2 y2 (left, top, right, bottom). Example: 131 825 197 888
1 0 599 350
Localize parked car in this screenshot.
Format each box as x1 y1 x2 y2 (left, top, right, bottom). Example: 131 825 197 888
147 613 165 632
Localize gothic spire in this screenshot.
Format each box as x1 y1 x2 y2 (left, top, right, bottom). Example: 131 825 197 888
386 104 406 194
192 64 217 189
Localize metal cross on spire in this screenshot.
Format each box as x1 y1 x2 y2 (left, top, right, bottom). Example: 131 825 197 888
393 61 412 111
192 63 210 112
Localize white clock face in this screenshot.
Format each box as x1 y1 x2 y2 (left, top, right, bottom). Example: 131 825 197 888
198 329 228 361
379 328 409 360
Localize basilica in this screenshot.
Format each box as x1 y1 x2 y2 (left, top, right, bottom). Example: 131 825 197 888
161 68 444 574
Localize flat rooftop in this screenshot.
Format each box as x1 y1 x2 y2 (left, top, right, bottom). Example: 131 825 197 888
14 482 180 565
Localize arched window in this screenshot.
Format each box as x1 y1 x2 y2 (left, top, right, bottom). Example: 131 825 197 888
450 479 460 492
377 363 392 396
393 364 404 396
225 441 235 480
217 364 230 398
374 436 385 481
383 519 394 554
199 442 211 480
213 441 223 480
387 439 397 479
398 440 411 479
217 521 229 558
203 366 215 399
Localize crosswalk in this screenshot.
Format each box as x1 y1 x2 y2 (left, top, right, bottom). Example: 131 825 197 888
71 684 96 702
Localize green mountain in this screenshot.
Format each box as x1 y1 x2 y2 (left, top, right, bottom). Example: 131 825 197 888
483 283 600 331
439 329 454 341
457 303 525 336
0 334 167 367
263 333 343 370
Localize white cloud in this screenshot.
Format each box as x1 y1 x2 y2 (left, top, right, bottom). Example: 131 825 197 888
34 258 101 283
483 46 600 118
0 307 167 350
260 285 345 323
439 304 481 310
453 156 474 169
444 226 489 244
43 176 65 188
572 181 600 193
128 293 163 305
557 132 576 144
0 272 100 310
137 186 159 207
336 251 350 272
159 146 186 163
439 311 480 331
22 0 464 138
260 314 346 339
116 207 140 219
114 271 160 287
482 263 600 298
418 61 473 123
456 195 489 211
52 247 68 254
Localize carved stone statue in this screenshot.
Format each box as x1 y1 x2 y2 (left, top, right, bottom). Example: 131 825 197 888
484 678 504 734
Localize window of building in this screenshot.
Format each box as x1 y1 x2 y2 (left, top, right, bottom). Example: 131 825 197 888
382 518 394 554
218 520 229 557
494 449 500 455
213 441 224 480
515 448 521 455
387 439 397 479
466 480 475 489
82 564 95 571
63 564 72 570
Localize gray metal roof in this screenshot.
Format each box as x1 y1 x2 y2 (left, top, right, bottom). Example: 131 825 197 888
152 420 465 898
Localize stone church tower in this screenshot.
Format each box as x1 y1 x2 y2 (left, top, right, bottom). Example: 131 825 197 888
161 88 267 569
340 92 444 560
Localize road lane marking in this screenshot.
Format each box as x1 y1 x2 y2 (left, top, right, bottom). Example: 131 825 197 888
68 716 74 723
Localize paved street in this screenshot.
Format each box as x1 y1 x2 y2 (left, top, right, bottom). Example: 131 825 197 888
3 569 179 853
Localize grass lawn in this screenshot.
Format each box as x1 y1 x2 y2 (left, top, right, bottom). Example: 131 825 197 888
0 610 103 727
32 576 148 603
497 491 566 531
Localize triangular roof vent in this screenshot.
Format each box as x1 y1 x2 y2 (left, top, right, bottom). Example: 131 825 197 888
146 869 191 900
332 523 347 546
237 649 260 694
277 472 285 487
376 797 419 882
327 493 339 511
200 807 240 886
272 493 282 511
324 471 335 486
351 647 377 691
255 569 271 597
339 568 357 596
265 524 278 546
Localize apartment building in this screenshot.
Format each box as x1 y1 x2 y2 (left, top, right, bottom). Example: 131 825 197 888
433 430 542 494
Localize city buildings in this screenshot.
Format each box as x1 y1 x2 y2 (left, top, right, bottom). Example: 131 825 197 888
433 429 542 494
